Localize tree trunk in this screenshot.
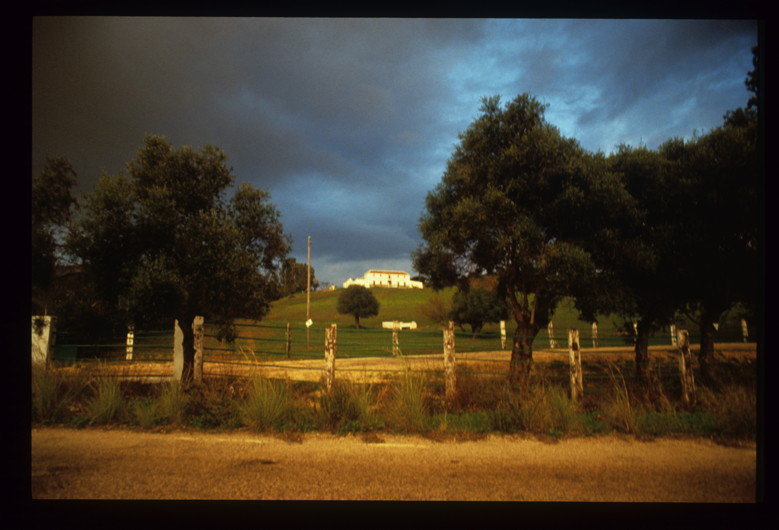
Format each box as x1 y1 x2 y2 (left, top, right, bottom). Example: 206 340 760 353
634 319 651 382
508 320 538 388
698 305 721 380
354 314 361 328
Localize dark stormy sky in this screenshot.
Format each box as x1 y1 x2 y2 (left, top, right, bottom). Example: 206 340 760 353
32 17 757 287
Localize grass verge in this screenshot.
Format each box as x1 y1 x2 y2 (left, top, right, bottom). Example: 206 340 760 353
31 359 757 443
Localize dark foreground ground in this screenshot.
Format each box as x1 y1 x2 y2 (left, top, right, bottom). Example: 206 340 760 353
31 427 757 502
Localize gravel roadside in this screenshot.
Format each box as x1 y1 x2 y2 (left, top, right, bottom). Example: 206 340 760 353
31 427 757 502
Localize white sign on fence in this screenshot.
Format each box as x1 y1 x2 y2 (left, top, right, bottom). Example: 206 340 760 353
382 321 417 330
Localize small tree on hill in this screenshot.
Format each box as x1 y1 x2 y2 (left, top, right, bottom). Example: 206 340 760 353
337 285 380 328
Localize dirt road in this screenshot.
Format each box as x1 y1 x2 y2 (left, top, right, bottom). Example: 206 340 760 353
31 427 757 502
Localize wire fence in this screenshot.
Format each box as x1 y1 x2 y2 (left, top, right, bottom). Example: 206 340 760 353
46 317 756 389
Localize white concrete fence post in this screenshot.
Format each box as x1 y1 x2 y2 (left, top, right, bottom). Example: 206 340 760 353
392 320 400 357
285 322 292 359
500 320 507 350
31 316 56 368
677 329 696 405
125 326 135 361
548 321 557 349
568 328 583 402
670 324 677 346
591 322 599 349
324 324 337 392
444 321 457 406
741 319 749 342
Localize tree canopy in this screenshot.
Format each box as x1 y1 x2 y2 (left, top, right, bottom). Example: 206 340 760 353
336 285 380 328
66 134 291 383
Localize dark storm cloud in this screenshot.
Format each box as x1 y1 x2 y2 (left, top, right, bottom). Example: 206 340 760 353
33 17 757 285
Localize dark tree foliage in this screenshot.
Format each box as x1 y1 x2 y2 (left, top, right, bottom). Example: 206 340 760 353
66 134 291 384
336 285 380 328
602 145 683 380
663 108 759 377
32 157 77 311
279 258 318 297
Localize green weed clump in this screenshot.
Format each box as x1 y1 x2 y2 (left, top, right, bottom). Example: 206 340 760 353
238 377 290 432
487 382 581 437
698 383 756 440
131 398 163 428
185 377 243 430
32 365 90 423
384 372 429 432
601 364 638 434
317 380 381 433
85 376 126 425
157 381 189 426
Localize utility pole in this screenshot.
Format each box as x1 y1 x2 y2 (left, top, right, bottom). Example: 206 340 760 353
306 235 311 349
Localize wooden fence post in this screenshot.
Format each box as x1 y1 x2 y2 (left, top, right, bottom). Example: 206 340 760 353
173 319 183 379
568 328 583 402
193 316 204 384
285 322 291 359
444 322 456 406
392 320 400 357
677 329 696 405
591 322 598 348
670 324 677 346
324 324 337 392
125 325 135 361
741 319 749 342
548 321 557 349
31 316 56 368
500 320 506 350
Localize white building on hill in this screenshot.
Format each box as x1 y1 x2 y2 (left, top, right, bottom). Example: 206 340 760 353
343 269 424 289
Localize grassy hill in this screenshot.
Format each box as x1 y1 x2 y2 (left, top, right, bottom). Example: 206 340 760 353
207 287 751 360
265 287 450 329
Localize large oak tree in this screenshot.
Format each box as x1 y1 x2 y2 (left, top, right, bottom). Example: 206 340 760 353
414 94 634 385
